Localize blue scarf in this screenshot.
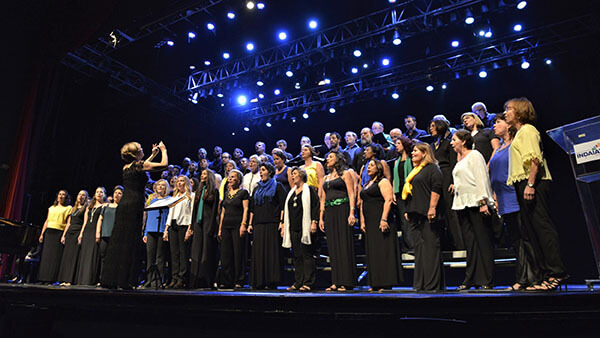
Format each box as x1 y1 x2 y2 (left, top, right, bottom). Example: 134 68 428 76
361 160 371 187
253 178 277 205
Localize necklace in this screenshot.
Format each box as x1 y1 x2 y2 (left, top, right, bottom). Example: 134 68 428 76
227 189 239 199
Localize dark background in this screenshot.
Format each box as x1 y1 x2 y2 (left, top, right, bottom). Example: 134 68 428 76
2 0 599 283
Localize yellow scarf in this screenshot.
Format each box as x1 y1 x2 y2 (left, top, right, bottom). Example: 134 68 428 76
401 162 426 200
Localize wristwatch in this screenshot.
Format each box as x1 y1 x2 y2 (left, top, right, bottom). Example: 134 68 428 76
527 182 534 188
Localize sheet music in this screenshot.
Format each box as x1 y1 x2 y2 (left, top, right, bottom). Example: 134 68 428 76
146 195 185 210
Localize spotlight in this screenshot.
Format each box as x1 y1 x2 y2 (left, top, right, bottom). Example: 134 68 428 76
426 85 434 92
308 19 318 30
227 12 235 19
442 83 447 89
517 1 527 10
479 69 488 78
291 117 297 123
363 63 369 69
189 65 195 70
295 82 301 89
223 52 230 59
207 23 215 30
244 126 250 132
353 49 362 57
246 1 255 9
521 58 530 69
232 132 236 136
274 89 281 95
258 93 265 99
278 31 287 40
545 58 552 65
485 30 492 38
250 98 258 103
479 30 486 37
391 92 399 99
221 103 225 107
204 60 211 66
166 40 174 46
465 9 475 24
237 95 248 105
192 92 199 100
256 80 264 86
351 67 358 74
266 122 272 127
285 70 294 77
318 78 331 85
381 58 390 66
217 93 224 98
513 24 522 32
303 112 309 119
246 42 255 51
191 99 198 104
451 40 460 47
389 0 397 3
188 32 196 39
392 31 402 45
329 107 336 113
257 2 265 10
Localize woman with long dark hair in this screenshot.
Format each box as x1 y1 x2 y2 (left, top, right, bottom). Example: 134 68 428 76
273 148 292 192
320 150 357 291
77 187 106 285
188 169 220 289
247 162 287 289
391 135 415 251
451 130 495 290
58 190 88 285
38 190 72 284
360 160 403 291
504 97 568 290
97 186 123 279
100 141 168 289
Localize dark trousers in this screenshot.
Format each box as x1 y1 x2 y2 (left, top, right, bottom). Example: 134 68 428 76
503 212 542 285
168 223 188 283
458 207 495 286
220 227 246 287
98 237 110 279
514 180 566 279
145 232 166 284
408 213 444 291
290 230 316 288
441 189 465 250
395 193 413 251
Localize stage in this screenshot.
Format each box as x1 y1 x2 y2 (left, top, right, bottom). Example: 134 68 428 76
1 283 599 337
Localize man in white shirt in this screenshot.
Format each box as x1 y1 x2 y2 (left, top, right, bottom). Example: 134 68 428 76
242 155 261 195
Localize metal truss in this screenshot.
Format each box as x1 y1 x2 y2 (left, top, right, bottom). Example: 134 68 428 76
240 15 596 120
182 0 514 93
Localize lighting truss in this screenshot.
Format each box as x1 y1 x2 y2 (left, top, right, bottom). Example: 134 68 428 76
181 0 512 94
239 15 596 120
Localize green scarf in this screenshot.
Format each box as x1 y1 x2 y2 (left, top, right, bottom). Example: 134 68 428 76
195 187 206 223
393 156 414 194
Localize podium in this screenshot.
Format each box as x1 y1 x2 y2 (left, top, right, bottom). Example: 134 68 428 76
547 115 600 290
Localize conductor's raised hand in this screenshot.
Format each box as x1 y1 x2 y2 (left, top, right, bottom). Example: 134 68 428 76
158 141 166 151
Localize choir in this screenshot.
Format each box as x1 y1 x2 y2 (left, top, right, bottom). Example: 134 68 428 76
33 97 568 291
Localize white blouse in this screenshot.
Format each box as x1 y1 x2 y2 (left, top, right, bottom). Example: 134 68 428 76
452 150 494 210
166 193 195 226
242 171 260 195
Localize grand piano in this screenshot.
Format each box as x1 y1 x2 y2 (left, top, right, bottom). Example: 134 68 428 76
0 217 41 256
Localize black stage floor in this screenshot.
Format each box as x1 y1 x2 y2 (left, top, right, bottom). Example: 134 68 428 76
1 283 599 337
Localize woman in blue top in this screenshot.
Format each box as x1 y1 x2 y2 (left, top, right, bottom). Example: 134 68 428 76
141 179 170 288
97 185 123 279
489 113 540 290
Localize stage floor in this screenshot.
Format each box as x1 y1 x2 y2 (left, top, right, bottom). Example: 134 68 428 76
1 283 599 337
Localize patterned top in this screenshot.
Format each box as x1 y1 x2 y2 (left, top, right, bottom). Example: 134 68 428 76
507 124 552 185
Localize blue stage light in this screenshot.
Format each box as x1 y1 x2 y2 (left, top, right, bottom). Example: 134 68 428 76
217 93 224 98
246 42 255 51
188 32 196 39
479 30 486 37
363 63 369 69
189 65 195 70
329 107 336 113
513 24 522 32
426 85 434 92
223 52 230 59
517 1 527 10
274 89 281 95
442 83 448 89
308 19 318 30
485 30 492 38
521 58 530 69
389 0 397 3
227 12 235 19
166 40 174 46
204 60 211 66
257 2 265 10
246 1 255 10
207 23 215 30
303 112 309 119
479 70 488 78
353 49 362 57
391 92 399 99
381 58 390 66
258 93 265 99
237 95 248 105
545 58 552 65
257 80 264 86
451 40 460 47
244 127 250 132
465 17 475 25
351 67 358 74
285 70 294 77
266 122 272 127
278 31 287 40
295 82 301 89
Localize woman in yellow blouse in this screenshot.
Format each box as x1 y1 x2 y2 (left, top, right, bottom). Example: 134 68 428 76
504 97 567 291
38 190 72 283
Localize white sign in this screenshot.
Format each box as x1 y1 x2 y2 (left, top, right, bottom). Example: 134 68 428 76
573 139 600 164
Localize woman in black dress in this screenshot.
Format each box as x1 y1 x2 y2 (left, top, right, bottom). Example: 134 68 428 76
319 150 357 291
273 149 292 192
429 119 463 250
97 186 123 280
77 187 106 285
360 160 403 291
402 143 444 291
282 167 320 291
57 190 88 285
188 169 220 289
248 163 287 289
391 135 414 251
218 169 250 289
100 141 168 289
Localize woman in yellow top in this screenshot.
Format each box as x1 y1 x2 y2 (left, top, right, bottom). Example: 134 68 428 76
504 97 567 291
300 144 325 191
38 190 72 284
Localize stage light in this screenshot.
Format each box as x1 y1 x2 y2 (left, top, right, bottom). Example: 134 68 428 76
188 32 196 39
291 117 297 123
381 58 390 66
353 49 362 57
521 58 530 69
256 80 264 86
426 85 434 92
204 60 211 66
246 1 255 10
227 12 235 19
244 126 250 132
207 23 215 30
266 122 272 127
308 19 318 30
392 30 402 45
258 93 265 99
232 132 236 136
257 2 265 10
246 42 255 51
217 93 224 98
303 112 309 119
285 70 294 77
363 63 369 69
517 1 527 10
451 40 460 47
250 98 258 103
221 103 225 107
237 95 248 105
189 65 195 70
192 92 199 100
545 58 552 65
318 78 331 86
465 10 475 24
391 92 399 99
479 30 486 37
329 107 336 114
351 67 358 74
442 83 447 89
389 0 397 3
274 89 281 95
223 52 230 59
191 99 198 104
295 82 301 89
485 30 492 38
513 24 522 32
278 31 287 40
479 69 488 78
166 40 174 46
